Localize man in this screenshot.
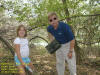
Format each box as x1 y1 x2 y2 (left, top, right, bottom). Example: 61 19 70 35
47 12 77 75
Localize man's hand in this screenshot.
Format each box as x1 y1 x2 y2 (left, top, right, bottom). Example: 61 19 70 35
67 52 73 59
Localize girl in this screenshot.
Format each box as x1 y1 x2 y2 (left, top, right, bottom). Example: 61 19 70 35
14 25 34 75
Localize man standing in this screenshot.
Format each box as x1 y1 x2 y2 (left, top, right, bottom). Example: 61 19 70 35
47 12 77 75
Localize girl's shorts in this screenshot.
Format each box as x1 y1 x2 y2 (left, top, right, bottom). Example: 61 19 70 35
14 56 31 66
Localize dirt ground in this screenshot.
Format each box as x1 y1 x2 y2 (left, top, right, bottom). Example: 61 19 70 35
29 48 100 75
0 47 100 75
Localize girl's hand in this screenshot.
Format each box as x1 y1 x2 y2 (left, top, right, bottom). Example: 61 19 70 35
67 52 73 59
21 62 26 67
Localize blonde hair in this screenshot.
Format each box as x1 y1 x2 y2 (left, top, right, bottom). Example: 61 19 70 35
48 12 58 19
17 25 27 37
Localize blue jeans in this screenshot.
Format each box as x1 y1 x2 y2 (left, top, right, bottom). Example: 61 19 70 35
14 56 31 66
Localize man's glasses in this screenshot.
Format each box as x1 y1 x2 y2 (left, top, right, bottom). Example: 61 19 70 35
49 17 57 22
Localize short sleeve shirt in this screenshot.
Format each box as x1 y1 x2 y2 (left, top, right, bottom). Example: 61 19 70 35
14 37 29 57
47 21 74 44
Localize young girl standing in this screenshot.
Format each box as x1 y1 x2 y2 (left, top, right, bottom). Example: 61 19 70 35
14 25 34 75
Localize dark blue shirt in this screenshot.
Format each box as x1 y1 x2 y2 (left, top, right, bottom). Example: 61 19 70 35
47 21 74 44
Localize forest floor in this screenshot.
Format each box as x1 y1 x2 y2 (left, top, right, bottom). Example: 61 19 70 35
29 48 100 75
0 48 100 75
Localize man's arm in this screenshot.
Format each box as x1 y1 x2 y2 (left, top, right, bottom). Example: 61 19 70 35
48 32 54 42
67 39 75 59
70 39 75 52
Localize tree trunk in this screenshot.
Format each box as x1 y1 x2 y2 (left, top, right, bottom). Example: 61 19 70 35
62 0 83 64
0 36 14 56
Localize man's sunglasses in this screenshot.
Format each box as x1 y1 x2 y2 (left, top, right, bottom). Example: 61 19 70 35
49 17 57 22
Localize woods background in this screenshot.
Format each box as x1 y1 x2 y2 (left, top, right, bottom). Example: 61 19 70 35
0 0 100 75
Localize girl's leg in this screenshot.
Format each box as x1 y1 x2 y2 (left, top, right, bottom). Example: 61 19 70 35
17 65 26 75
27 62 35 75
28 62 34 70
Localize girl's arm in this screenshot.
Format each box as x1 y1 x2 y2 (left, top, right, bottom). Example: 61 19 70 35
14 44 25 65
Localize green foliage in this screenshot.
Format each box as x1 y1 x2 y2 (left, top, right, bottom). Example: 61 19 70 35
0 0 99 27
0 7 4 13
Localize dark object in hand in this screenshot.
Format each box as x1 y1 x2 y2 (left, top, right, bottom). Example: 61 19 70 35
45 39 61 54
